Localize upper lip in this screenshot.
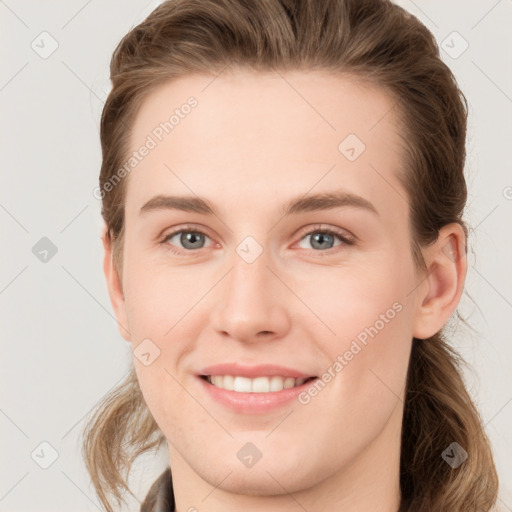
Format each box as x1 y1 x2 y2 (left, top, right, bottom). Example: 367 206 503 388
199 363 315 379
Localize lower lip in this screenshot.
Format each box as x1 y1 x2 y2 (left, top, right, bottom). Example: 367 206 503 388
198 376 317 414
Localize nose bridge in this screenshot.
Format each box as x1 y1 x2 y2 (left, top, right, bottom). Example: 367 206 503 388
229 243 271 305
210 238 291 342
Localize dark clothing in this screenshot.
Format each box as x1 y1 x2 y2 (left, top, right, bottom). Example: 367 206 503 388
140 468 174 512
140 467 409 512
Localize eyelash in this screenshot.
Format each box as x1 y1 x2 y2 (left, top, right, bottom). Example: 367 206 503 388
159 224 355 256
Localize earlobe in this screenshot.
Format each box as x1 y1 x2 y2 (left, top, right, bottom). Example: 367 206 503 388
101 226 131 342
412 224 467 340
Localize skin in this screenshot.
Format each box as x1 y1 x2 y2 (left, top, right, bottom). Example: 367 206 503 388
102 69 467 512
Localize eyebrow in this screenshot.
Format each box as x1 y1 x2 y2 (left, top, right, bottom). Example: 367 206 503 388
139 191 379 217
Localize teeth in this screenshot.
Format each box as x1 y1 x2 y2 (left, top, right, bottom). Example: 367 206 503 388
234 376 252 392
206 375 309 393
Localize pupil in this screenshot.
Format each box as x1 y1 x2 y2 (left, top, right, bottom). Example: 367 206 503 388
182 232 203 248
312 232 333 249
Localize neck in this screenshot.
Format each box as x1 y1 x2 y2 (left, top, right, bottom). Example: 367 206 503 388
170 402 403 512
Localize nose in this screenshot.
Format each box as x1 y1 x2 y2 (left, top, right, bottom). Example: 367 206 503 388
210 249 292 344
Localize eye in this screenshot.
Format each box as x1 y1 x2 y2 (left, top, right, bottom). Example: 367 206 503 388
160 224 355 255
160 225 214 254
296 226 355 253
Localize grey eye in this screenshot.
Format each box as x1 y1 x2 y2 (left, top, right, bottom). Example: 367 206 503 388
165 231 208 250
298 231 343 251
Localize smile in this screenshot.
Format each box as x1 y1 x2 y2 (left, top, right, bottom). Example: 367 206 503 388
202 375 316 393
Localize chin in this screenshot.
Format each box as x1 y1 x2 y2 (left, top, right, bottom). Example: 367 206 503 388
197 452 321 497
209 467 302 496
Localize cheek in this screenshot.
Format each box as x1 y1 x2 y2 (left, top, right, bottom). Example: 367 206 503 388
300 255 414 402
302 258 413 347
122 257 198 341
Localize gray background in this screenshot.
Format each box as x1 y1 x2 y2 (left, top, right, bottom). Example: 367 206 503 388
1 1 511 511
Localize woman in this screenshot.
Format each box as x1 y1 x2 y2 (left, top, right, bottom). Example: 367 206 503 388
82 0 500 510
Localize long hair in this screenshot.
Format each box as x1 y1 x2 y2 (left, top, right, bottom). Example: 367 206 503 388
81 1 499 510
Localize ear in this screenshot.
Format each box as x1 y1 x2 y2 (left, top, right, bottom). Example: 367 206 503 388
101 225 131 342
412 223 467 340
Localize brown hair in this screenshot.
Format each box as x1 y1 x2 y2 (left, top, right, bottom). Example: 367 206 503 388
81 0 499 510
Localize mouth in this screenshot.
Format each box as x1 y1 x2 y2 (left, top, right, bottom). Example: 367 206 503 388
197 363 319 413
200 374 317 393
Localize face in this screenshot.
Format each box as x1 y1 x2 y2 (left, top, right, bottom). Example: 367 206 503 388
108 70 426 496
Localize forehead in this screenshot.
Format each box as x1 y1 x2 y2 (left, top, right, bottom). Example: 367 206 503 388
124 69 408 220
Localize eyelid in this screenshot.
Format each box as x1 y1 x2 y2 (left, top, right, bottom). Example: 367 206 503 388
293 224 356 245
160 223 217 248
